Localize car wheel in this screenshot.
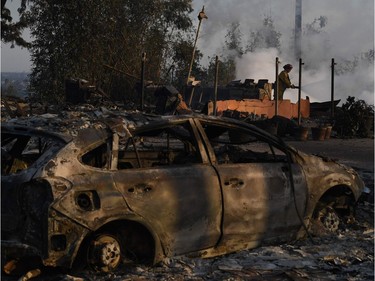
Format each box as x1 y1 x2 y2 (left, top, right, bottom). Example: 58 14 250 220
87 234 122 272
316 205 340 232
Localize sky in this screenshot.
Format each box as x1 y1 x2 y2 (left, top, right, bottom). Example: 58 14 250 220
2 0 374 104
1 0 32 73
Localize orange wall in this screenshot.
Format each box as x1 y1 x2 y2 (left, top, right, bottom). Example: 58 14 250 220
209 98 310 119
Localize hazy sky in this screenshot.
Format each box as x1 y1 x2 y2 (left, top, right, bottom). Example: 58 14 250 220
2 0 374 103
1 0 31 73
191 0 374 103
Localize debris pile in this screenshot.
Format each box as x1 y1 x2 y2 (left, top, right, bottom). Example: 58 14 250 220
10 205 373 280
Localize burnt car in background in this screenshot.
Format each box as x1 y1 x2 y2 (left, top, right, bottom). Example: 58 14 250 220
1 113 364 273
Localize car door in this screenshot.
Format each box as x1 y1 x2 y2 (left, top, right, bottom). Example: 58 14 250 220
111 119 222 256
196 120 308 250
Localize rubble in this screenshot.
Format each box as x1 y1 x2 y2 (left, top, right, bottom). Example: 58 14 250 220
1 96 373 281
18 269 41 281
24 217 372 280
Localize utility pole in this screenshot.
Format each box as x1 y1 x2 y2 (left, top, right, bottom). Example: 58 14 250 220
331 58 336 118
275 57 280 116
213 55 219 116
295 0 302 59
140 52 146 111
297 58 304 125
186 6 207 85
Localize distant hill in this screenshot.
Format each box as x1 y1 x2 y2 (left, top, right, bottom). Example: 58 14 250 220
1 72 30 80
1 72 30 98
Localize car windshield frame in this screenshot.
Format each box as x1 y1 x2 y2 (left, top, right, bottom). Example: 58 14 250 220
1 125 70 176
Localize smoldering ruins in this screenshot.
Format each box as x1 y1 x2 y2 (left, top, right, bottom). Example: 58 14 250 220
2 77 374 280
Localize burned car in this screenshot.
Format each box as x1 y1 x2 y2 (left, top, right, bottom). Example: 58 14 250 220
1 113 364 273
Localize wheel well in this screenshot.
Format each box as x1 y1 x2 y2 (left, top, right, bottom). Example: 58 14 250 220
73 220 155 270
316 185 356 216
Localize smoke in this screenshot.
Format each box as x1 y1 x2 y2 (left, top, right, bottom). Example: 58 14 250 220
234 48 332 103
235 48 279 82
192 0 374 105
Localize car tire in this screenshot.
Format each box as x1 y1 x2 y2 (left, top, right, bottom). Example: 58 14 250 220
321 206 341 232
315 205 341 233
87 234 122 272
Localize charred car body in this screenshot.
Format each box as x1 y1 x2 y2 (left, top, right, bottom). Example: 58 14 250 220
1 113 364 272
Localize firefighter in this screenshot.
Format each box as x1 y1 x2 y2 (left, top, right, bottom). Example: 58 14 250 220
275 64 296 100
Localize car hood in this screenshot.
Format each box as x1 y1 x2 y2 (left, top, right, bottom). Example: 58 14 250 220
291 148 365 201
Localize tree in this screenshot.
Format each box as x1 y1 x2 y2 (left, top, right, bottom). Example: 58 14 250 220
245 15 281 53
27 0 193 103
205 22 243 86
335 49 375 75
163 35 206 87
1 0 31 48
205 56 236 86
334 96 374 138
2 79 18 96
224 22 243 56
304 16 328 35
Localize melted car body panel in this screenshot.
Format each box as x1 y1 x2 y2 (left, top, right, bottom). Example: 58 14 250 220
291 151 365 226
217 162 307 246
113 165 222 256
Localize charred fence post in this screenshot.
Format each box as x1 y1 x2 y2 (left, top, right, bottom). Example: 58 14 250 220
298 58 304 125
187 6 207 85
140 52 146 111
275 57 279 116
214 55 219 116
188 87 195 108
331 58 336 119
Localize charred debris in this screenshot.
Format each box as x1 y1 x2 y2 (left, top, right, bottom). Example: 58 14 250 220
1 78 373 139
0 78 373 280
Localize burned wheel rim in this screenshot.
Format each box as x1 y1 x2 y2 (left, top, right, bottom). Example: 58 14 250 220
88 234 122 272
320 207 340 232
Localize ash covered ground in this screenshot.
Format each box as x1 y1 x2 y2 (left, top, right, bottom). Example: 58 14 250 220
1 101 373 281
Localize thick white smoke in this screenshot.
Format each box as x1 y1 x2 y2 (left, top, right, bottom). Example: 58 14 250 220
192 0 374 105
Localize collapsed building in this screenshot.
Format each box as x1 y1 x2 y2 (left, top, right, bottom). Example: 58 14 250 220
61 77 310 121
183 79 310 120
2 76 340 141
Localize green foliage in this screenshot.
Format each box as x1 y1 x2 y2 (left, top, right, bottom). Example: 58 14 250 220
334 96 374 138
164 35 205 87
205 56 236 86
27 0 193 103
1 0 31 48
